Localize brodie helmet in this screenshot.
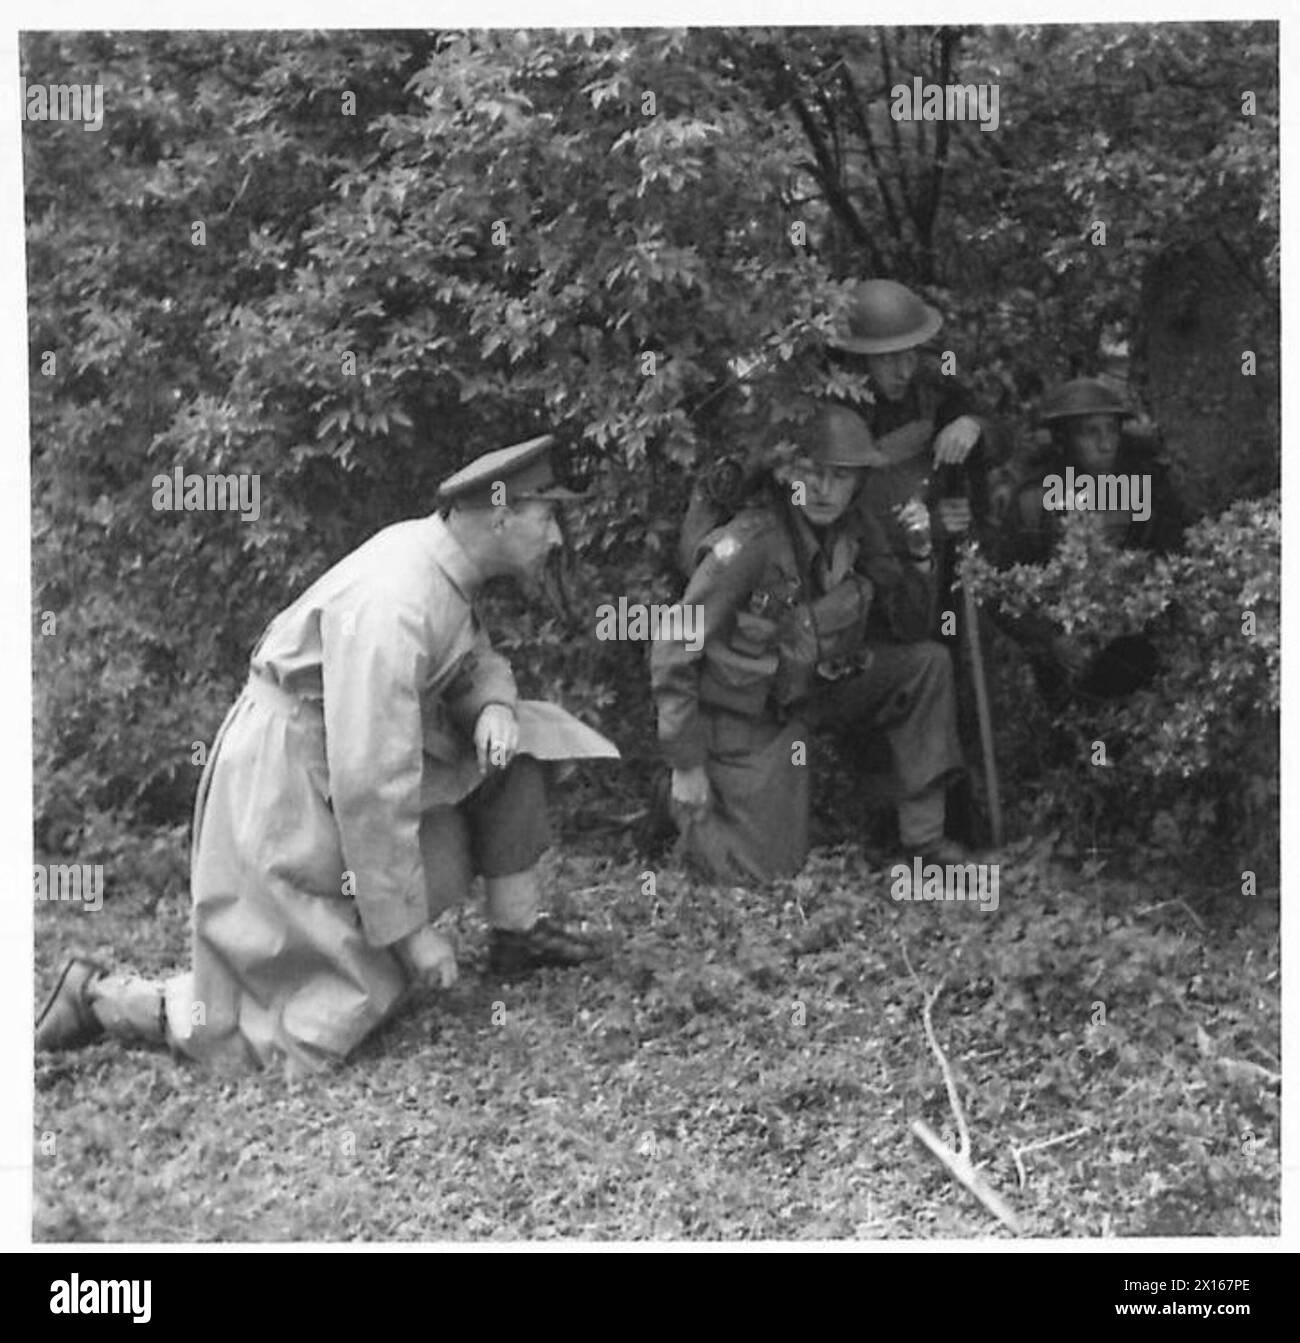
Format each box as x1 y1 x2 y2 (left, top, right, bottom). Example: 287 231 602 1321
1038 377 1132 424
803 403 879 468
829 279 943 356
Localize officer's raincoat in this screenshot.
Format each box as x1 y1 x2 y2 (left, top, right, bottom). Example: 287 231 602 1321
162 515 614 1072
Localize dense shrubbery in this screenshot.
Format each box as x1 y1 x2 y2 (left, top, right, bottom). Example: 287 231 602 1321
964 493 1279 879
26 27 1278 888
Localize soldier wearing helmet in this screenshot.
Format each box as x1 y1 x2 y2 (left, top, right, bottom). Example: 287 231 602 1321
651 402 969 882
828 279 999 588
1001 377 1185 566
995 376 1186 703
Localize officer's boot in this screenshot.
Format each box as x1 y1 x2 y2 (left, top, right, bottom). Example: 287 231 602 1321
485 870 602 979
36 958 169 1052
35 958 105 1051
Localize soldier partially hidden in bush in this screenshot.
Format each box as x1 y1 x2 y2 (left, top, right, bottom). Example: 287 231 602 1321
996 377 1187 704
651 403 971 884
37 437 616 1074
827 278 1000 581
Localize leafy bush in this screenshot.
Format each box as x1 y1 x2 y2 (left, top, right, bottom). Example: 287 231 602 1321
964 493 1279 880
25 28 1278 882
26 30 843 865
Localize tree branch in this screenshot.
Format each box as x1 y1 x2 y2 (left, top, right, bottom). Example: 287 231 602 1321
741 35 880 269
880 28 919 236
836 58 906 259
789 90 878 261
918 27 959 283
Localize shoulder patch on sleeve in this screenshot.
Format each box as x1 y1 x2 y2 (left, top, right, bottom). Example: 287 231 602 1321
712 533 742 563
709 508 777 564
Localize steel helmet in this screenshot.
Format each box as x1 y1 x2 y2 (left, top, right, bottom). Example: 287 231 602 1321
830 279 943 356
1039 377 1132 423
804 404 879 468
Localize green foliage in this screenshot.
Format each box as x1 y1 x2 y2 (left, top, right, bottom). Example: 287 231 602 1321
965 493 1279 874
27 29 845 855
26 26 1279 870
728 23 1278 439
29 31 431 851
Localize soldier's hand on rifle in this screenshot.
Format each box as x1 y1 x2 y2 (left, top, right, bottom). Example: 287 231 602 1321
474 703 518 772
933 415 982 465
895 498 934 560
936 497 972 536
670 765 712 817
395 925 459 991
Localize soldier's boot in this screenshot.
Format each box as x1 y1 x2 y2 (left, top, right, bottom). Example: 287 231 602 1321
912 837 983 866
486 870 601 979
897 784 984 866
36 958 169 1052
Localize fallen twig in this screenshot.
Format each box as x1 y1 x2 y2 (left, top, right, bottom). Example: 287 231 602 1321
1134 898 1205 931
1010 1125 1092 1189
911 1118 1021 1233
899 941 1020 1234
1016 1125 1092 1157
920 983 970 1158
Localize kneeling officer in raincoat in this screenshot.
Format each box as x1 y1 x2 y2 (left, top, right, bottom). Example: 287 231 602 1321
651 404 968 883
37 436 618 1073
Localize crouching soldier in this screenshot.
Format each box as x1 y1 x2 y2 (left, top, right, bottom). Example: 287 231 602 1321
996 377 1187 704
650 403 970 884
37 436 618 1073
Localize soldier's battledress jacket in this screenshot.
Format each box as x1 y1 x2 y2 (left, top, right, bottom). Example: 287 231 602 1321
651 496 935 880
852 373 997 565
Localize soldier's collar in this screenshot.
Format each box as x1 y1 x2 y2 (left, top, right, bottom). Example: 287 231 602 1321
787 503 853 559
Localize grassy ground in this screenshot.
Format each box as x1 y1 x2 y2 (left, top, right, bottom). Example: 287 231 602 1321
33 839 1279 1241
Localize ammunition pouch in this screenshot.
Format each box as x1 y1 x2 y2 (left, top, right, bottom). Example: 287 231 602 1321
773 574 874 707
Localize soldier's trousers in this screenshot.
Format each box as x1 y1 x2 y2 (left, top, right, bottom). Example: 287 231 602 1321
803 640 964 849
685 640 963 882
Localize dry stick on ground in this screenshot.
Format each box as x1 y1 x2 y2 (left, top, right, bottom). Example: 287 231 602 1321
1010 1126 1092 1190
1134 898 1206 931
899 943 1021 1234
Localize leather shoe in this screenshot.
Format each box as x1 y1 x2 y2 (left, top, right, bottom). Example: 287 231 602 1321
910 838 985 866
36 957 106 1051
488 916 601 979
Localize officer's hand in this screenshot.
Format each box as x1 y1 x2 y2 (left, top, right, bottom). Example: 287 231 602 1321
936 497 972 536
933 415 982 465
670 765 712 817
395 925 458 991
474 703 518 773
1051 634 1088 680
